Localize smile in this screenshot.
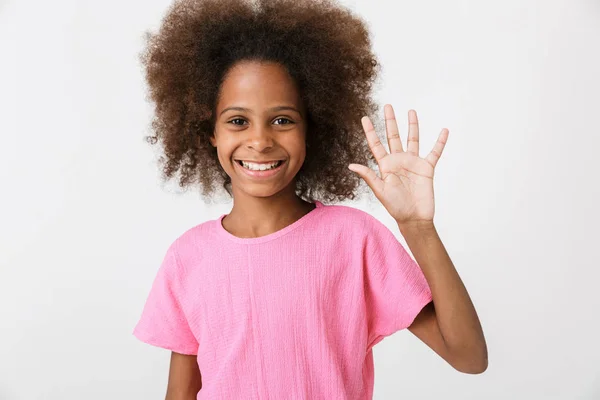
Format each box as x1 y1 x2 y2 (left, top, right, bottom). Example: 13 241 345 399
234 159 286 178
238 160 283 171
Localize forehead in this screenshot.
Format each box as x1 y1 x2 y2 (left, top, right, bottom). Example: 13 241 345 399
217 61 301 108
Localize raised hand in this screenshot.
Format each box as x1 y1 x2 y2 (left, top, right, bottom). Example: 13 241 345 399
348 105 449 226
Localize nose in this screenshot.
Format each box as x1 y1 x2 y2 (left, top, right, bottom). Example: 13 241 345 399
245 124 274 153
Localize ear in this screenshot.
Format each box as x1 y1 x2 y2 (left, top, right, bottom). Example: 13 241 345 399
209 133 216 147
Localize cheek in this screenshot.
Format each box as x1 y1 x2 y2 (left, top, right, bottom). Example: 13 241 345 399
288 129 307 158
213 135 235 160
213 145 235 172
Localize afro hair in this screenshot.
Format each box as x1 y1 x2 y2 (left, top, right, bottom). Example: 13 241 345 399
141 0 381 202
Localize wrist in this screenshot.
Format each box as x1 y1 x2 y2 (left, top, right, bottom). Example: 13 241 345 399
396 219 436 234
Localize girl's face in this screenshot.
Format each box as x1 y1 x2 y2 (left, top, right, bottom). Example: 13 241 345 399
211 61 307 200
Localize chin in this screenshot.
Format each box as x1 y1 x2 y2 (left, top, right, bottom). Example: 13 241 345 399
236 183 290 199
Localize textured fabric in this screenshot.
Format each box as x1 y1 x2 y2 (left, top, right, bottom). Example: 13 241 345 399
133 201 432 399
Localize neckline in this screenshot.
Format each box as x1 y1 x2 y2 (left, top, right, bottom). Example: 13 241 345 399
216 201 324 244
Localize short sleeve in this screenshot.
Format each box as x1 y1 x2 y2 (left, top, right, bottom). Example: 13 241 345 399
133 242 199 355
363 215 433 347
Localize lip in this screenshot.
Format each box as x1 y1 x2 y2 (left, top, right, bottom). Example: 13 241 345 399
234 159 285 164
234 159 286 179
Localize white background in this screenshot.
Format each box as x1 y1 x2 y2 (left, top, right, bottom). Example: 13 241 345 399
1 0 599 398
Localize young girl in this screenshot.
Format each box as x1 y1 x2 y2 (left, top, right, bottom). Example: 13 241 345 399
133 0 487 398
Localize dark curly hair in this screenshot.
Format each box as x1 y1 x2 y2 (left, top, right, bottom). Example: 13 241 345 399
141 0 381 202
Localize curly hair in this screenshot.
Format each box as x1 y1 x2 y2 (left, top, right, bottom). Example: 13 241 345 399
141 0 381 202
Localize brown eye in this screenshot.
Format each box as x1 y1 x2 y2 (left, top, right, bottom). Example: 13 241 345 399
228 118 247 126
273 117 293 125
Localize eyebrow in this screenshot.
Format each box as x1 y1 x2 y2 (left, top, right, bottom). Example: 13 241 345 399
219 106 302 117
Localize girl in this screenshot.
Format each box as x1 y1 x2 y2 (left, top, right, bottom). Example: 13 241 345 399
133 0 487 398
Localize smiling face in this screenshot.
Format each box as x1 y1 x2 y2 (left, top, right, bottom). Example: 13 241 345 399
210 60 307 200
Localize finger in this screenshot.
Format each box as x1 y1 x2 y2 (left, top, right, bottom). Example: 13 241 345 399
361 116 388 162
425 128 449 168
407 109 419 156
384 104 403 153
348 163 384 194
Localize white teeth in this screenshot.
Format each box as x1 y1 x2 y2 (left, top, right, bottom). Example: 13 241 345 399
240 161 281 171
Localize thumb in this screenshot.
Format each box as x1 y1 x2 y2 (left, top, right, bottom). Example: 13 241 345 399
348 164 384 194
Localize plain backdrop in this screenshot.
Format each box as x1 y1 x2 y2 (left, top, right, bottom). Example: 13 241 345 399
1 0 599 399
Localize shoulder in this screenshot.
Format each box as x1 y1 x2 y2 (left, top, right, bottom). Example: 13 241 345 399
319 203 389 236
161 217 222 274
174 217 219 249
320 203 369 220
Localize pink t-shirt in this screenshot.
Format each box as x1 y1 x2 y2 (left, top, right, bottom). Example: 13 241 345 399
134 201 432 399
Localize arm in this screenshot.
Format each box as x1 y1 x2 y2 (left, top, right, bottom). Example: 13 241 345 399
399 221 487 374
165 352 202 400
349 105 487 374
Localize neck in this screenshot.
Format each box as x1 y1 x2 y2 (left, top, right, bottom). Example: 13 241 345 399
224 183 315 238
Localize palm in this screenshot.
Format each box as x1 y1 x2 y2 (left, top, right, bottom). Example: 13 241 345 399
349 105 448 225
378 152 435 222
